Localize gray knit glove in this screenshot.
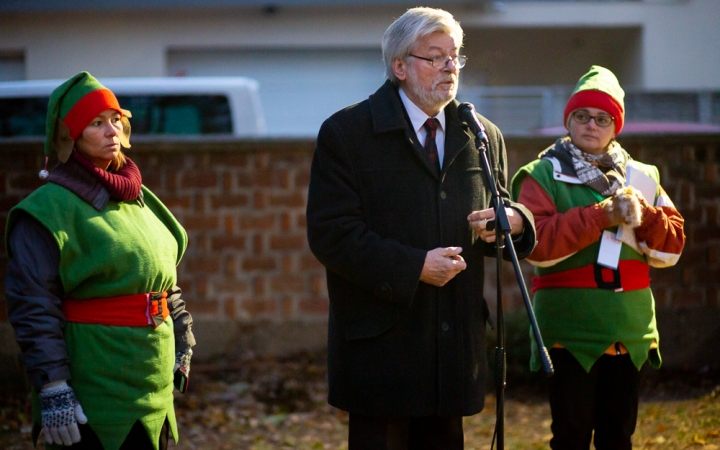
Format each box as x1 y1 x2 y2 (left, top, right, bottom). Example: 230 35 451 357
173 348 193 393
39 380 88 446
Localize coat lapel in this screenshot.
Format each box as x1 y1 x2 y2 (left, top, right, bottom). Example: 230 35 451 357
368 83 476 179
441 100 474 172
369 81 442 179
369 80 409 134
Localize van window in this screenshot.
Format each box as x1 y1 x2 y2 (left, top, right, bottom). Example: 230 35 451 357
116 94 232 134
0 97 47 137
0 94 232 137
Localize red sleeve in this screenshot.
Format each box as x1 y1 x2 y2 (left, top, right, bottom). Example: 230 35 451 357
635 186 685 256
518 177 610 264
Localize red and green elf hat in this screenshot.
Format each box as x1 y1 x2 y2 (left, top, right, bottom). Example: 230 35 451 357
45 71 125 162
563 65 625 135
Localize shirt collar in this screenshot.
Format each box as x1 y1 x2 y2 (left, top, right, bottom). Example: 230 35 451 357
398 87 446 134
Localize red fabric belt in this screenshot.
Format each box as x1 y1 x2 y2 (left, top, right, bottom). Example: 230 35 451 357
532 260 651 293
63 291 169 328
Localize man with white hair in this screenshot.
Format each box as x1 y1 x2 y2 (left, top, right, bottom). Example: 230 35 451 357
306 7 536 449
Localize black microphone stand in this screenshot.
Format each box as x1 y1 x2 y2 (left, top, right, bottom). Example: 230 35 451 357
474 132 554 450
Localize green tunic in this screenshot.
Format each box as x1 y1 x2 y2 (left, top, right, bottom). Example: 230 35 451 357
512 158 661 373
8 184 187 450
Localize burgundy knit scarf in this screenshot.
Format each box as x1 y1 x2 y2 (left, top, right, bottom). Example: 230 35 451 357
70 151 142 201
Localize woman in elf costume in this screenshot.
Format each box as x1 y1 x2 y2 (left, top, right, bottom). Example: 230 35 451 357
511 66 685 449
5 71 195 450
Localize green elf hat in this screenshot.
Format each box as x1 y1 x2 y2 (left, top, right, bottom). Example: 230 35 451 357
44 71 131 168
563 65 625 135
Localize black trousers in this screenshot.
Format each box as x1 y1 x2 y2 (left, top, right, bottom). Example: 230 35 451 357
547 348 640 450
51 419 169 450
348 414 464 450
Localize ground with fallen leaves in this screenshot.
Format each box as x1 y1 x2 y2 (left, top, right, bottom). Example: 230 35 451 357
1 351 718 449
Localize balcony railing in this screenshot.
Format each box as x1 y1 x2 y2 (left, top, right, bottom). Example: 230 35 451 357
459 86 720 136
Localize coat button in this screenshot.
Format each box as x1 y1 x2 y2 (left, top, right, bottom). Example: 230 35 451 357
440 191 447 200
441 322 450 332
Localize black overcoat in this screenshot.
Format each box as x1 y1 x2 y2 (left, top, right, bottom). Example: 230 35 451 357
306 81 536 417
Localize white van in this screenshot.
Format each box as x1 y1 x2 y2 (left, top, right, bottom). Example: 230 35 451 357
0 76 266 138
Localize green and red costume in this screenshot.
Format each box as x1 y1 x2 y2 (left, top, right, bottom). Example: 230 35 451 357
7 181 187 450
511 63 686 449
5 71 191 450
512 151 684 372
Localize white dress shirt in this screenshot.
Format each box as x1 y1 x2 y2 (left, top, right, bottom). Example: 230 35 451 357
399 88 446 169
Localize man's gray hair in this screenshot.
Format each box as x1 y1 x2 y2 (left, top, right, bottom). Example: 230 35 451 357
382 7 464 86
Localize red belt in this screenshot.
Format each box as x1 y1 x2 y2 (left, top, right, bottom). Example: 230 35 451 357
63 291 169 328
532 260 651 293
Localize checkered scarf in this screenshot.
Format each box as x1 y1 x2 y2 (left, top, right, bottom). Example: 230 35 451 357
557 136 630 195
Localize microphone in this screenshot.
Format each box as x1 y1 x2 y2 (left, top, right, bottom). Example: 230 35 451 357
458 102 489 144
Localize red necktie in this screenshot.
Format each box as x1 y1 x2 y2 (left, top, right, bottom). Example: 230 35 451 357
423 118 440 169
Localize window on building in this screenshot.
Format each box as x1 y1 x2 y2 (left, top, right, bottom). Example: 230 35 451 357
625 93 699 123
712 93 720 124
0 52 25 82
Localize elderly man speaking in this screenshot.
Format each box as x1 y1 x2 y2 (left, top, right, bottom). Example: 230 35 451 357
306 7 536 449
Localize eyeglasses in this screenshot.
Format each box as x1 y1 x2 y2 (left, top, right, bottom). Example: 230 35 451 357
408 53 467 70
572 112 614 128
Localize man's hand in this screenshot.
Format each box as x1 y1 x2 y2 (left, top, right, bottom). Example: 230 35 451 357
420 247 467 287
468 207 524 243
39 380 87 446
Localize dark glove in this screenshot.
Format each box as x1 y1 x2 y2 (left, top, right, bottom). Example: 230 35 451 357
173 348 193 393
39 380 88 446
599 187 644 228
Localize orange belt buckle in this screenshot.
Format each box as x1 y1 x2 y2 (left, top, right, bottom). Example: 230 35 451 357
147 291 169 328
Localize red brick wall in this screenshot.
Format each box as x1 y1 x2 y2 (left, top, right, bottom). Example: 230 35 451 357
1 135 719 366
136 140 324 323
0 140 326 325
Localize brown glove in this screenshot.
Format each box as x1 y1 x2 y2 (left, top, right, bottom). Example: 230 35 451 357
599 187 644 228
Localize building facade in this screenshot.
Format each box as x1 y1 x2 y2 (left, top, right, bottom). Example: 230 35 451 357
1 0 719 136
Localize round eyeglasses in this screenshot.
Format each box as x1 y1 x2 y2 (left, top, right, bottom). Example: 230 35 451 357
572 112 614 128
408 53 467 70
